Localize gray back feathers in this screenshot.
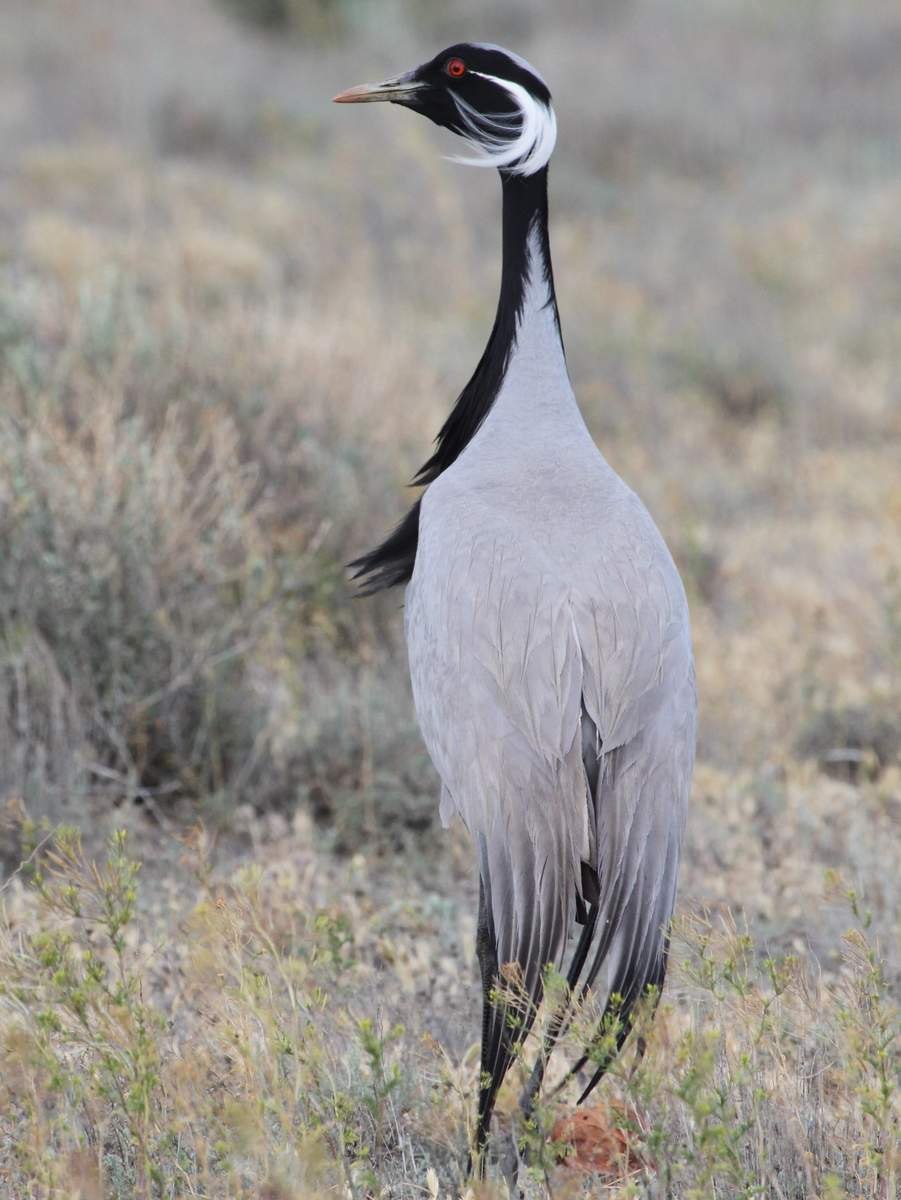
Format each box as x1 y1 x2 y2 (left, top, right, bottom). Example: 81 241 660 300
404 227 696 1091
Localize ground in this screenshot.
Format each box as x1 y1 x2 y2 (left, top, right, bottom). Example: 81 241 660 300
0 1 898 1197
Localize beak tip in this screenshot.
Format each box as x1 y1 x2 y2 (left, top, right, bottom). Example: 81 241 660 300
332 77 419 106
332 83 382 104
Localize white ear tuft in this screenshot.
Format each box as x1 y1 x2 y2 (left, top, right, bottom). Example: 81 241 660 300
448 73 557 176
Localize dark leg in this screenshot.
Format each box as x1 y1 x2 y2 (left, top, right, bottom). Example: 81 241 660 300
469 879 498 1176
519 1049 543 1124
519 901 600 1121
473 910 523 1196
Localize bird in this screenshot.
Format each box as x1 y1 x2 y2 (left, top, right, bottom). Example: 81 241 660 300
334 43 696 1171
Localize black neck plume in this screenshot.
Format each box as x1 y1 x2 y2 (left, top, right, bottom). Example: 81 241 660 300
415 168 557 484
350 168 558 594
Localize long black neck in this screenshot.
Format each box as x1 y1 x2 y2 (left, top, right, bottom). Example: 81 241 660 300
416 168 557 484
349 168 558 595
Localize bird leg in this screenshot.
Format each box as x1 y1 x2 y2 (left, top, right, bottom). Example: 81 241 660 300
472 879 499 1175
519 1049 544 1124
519 899 600 1126
498 1127 523 1197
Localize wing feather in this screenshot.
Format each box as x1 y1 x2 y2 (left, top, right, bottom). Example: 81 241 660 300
406 479 695 1115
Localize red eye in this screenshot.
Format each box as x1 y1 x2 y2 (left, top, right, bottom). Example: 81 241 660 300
446 57 466 78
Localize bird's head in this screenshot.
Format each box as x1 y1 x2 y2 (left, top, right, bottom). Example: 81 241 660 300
333 43 556 177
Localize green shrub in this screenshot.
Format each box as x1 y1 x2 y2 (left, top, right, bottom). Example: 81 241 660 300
0 314 281 822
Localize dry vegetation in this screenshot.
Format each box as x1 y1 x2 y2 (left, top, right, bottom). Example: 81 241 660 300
0 0 898 1196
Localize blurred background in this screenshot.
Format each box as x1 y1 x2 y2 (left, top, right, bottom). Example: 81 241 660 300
0 1 898 1195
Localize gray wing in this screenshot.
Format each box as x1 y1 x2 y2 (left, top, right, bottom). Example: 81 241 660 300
567 648 695 1098
405 481 696 1097
407 510 590 983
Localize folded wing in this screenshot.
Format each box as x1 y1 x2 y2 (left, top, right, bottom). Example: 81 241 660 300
405 485 695 1116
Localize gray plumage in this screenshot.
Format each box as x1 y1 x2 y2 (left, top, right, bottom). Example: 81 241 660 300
335 43 696 1163
405 230 696 1087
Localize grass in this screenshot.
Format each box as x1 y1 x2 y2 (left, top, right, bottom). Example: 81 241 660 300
0 827 895 1197
0 0 899 1194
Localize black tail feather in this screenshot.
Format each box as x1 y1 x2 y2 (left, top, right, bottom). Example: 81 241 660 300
348 499 421 595
571 942 669 1103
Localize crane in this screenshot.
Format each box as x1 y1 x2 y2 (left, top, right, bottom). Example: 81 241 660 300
334 42 696 1171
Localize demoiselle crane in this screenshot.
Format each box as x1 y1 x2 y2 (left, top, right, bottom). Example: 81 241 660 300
335 43 696 1166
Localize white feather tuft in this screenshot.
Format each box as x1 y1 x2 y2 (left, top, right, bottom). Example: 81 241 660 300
448 72 557 176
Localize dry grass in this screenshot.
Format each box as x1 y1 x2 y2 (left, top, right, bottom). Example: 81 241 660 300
0 826 895 1197
0 0 898 1195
